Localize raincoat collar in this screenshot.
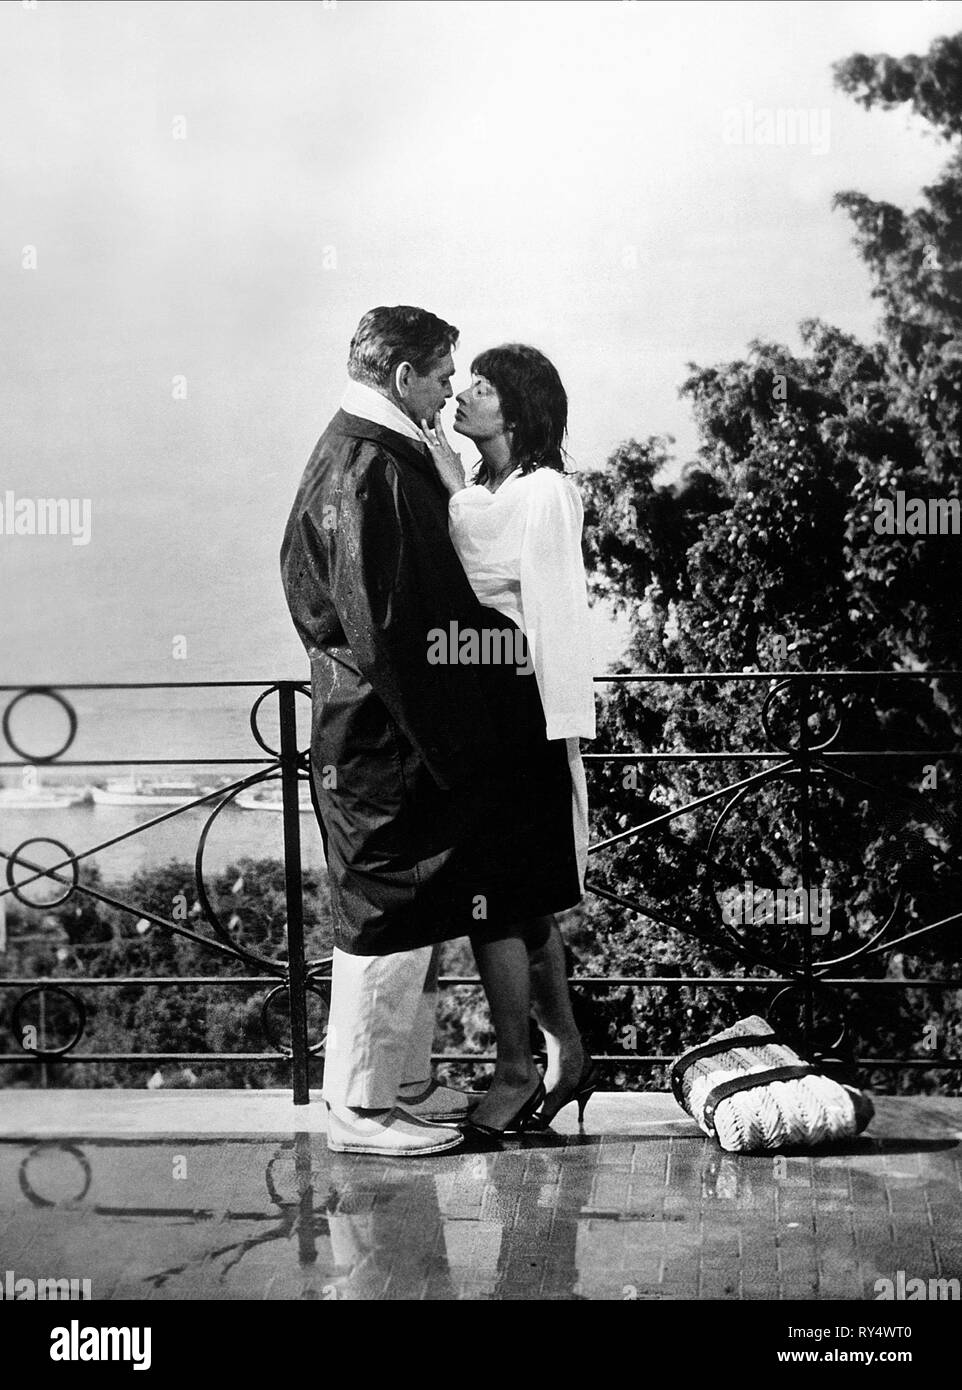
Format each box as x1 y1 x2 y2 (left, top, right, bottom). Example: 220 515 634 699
331 409 436 476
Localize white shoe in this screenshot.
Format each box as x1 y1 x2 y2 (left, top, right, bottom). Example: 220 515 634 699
325 1103 463 1157
396 1080 483 1123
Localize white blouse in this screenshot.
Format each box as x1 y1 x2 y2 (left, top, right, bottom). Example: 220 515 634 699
448 467 597 743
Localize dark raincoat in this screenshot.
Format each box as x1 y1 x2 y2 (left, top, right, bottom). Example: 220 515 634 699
280 409 579 955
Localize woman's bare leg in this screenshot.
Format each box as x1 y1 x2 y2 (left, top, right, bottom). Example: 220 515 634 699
527 919 588 1120
470 933 540 1130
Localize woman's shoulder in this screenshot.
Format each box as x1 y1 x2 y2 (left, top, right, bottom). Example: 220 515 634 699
515 466 583 509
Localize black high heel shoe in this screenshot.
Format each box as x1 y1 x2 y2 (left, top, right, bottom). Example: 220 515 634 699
458 1079 546 1151
529 1057 599 1130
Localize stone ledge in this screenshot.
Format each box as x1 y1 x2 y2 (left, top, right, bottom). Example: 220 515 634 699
0 1088 959 1138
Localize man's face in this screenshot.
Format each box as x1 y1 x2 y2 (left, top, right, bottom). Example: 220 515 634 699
398 350 455 428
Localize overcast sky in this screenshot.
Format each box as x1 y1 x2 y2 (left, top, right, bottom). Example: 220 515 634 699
2 0 961 688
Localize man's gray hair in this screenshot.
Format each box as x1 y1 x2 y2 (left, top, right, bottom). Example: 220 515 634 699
347 305 459 389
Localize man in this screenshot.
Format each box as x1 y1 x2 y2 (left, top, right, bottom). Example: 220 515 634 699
280 305 500 1155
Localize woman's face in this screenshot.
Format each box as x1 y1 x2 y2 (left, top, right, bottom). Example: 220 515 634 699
453 374 507 443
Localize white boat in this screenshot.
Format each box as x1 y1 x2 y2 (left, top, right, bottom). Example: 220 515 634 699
91 778 214 807
0 769 85 810
235 783 314 813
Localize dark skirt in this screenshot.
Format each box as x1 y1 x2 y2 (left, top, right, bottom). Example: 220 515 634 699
310 608 581 955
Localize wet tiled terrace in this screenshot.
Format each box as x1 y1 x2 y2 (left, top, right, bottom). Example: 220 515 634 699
0 1090 960 1301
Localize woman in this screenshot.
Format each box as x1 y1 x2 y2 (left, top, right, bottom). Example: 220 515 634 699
418 343 597 1138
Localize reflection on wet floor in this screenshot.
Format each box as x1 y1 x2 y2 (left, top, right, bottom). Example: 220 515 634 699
0 1099 960 1300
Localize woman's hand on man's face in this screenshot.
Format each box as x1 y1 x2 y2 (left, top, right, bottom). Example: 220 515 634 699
418 415 467 496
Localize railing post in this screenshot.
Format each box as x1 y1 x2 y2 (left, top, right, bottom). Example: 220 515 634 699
279 683 310 1104
797 677 815 1055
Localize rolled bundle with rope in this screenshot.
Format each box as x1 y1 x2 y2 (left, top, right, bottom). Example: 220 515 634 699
671 1015 874 1152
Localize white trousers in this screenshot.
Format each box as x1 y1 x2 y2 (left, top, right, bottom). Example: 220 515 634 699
322 942 441 1109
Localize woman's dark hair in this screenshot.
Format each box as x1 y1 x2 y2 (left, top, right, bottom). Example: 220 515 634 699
470 343 568 483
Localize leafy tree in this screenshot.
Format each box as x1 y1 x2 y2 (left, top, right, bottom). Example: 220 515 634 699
576 32 962 1093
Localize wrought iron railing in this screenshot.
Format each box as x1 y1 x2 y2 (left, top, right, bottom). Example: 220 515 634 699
0 673 959 1102
0 681 324 1102
578 671 962 1083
